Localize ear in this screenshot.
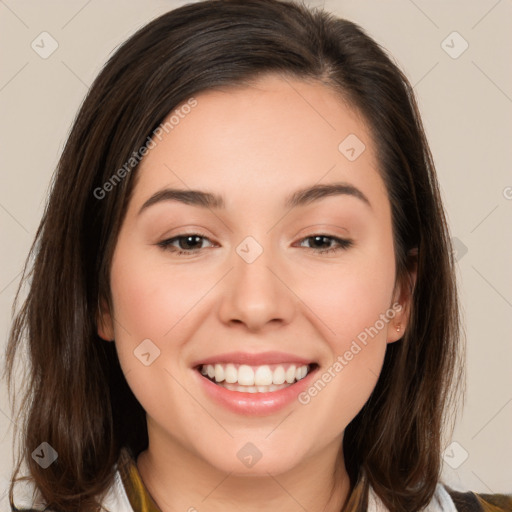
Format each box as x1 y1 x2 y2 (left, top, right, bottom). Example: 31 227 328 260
387 247 418 344
97 296 115 342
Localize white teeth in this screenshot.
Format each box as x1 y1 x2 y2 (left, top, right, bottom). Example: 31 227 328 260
225 363 237 383
214 364 225 383
273 366 286 385
199 362 312 388
296 365 308 381
238 365 254 386
285 365 296 383
254 366 273 386
219 382 291 393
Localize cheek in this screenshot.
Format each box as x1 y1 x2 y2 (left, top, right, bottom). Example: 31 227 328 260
297 244 396 350
294 234 396 421
108 245 195 430
292 236 396 411
107 242 187 393
294 257 395 434
109 241 196 343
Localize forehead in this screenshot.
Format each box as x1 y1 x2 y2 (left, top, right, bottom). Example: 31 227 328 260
132 74 386 212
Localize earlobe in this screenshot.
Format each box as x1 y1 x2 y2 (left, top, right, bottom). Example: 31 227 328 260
97 297 115 342
387 318 404 344
390 322 403 342
387 248 418 344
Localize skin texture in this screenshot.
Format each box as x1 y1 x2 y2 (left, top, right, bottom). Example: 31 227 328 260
98 74 416 512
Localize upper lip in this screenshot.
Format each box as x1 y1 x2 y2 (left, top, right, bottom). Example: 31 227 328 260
191 351 316 368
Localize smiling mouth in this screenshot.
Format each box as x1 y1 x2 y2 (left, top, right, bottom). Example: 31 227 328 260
197 362 319 393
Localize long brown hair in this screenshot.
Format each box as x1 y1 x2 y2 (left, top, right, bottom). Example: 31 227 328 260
5 0 464 510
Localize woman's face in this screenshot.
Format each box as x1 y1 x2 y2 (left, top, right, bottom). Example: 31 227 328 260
99 74 413 476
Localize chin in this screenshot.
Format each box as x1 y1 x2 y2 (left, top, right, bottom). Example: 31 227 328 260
198 440 307 477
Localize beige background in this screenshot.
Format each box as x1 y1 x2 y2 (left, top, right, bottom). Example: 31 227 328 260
1 0 511 506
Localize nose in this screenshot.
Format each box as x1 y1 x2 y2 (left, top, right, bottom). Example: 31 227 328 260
217 240 296 332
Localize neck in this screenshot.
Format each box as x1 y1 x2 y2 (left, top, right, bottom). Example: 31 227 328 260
136 432 351 512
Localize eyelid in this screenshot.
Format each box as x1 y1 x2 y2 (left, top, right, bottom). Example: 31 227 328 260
292 223 350 239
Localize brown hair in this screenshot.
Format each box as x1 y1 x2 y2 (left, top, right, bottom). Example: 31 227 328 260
5 0 464 510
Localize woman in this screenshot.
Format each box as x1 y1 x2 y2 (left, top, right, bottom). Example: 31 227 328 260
5 0 512 511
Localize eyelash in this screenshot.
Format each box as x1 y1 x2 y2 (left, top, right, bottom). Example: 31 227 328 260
157 232 353 256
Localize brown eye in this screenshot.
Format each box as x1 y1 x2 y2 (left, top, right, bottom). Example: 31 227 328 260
157 233 214 254
298 235 353 255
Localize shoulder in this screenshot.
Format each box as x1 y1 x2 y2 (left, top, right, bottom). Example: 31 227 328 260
9 479 47 511
9 467 134 512
99 469 135 511
442 484 512 512
368 482 512 512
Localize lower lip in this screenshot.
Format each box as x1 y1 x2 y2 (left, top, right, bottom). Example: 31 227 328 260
194 366 319 416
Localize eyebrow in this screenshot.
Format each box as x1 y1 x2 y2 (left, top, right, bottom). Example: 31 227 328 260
138 181 371 215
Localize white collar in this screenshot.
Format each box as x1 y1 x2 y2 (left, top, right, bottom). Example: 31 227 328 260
368 482 457 512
